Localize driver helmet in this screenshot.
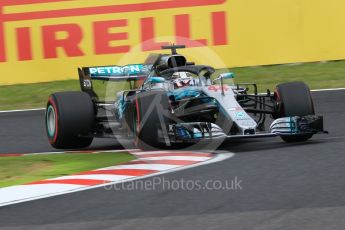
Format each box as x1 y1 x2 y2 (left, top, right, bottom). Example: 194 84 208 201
172 72 197 88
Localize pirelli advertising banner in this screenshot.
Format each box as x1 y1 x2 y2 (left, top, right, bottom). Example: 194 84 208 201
1 0 345 85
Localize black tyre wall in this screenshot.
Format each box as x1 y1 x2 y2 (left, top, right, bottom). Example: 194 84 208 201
276 81 315 117
46 91 95 149
275 81 315 142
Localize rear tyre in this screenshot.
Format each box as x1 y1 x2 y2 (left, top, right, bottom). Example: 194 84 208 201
134 91 171 150
46 92 95 149
275 82 315 142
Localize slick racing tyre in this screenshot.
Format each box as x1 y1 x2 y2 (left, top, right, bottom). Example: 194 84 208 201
46 92 95 149
275 81 315 142
133 91 171 150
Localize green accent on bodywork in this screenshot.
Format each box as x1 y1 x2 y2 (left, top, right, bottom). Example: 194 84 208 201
148 76 165 83
290 117 298 134
169 87 201 100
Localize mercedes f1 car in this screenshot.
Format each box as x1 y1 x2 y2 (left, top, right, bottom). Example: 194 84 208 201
45 45 326 149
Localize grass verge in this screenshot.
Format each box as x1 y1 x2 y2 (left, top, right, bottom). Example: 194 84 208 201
1 61 345 111
229 60 345 92
0 152 135 188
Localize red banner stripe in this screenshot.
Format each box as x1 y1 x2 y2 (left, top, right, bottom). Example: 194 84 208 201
2 0 225 22
2 0 67 6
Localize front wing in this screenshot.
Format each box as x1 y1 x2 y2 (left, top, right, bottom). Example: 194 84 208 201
163 115 326 143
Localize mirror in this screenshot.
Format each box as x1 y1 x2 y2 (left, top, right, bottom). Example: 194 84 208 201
220 72 235 79
212 72 235 84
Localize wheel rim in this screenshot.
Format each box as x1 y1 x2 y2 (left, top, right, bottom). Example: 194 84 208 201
46 105 56 137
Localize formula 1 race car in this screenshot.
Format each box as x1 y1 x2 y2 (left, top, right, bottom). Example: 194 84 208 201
45 45 326 149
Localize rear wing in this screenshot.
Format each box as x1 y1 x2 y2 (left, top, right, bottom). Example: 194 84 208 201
80 64 151 81
78 64 152 101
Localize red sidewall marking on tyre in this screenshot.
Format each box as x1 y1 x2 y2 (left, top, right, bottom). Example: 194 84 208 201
47 97 59 144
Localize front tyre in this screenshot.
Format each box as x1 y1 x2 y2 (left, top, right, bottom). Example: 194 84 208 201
46 92 95 149
275 81 315 142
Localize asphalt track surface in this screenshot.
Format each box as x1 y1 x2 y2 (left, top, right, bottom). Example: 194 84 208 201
0 90 344 229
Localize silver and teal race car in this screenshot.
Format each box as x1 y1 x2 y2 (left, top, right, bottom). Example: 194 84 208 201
45 45 326 150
